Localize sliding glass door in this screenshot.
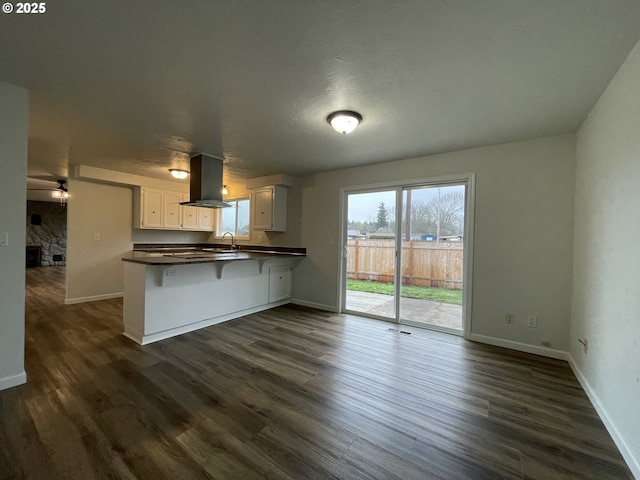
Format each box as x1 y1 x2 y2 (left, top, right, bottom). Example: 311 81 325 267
344 190 397 320
399 185 465 331
342 177 472 335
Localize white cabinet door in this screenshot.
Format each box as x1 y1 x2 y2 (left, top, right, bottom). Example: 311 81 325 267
135 187 216 231
268 266 292 302
141 188 164 228
136 187 186 230
253 186 287 231
197 209 214 231
164 191 182 229
180 197 214 232
182 205 199 230
253 188 273 230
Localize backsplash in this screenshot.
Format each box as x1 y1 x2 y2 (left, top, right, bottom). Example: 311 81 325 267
26 200 67 266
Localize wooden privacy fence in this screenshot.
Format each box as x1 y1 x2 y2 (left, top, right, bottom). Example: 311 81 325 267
346 239 463 289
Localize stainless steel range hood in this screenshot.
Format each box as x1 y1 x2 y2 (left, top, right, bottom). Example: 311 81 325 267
179 153 231 208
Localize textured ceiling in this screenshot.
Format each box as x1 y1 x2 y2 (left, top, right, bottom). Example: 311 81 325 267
2 0 640 189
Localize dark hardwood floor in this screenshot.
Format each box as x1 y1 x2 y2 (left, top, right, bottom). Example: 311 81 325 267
0 266 632 479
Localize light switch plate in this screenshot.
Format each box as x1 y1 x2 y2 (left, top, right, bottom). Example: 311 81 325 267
0 231 8 247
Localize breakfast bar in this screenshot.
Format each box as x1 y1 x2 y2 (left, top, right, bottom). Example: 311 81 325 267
121 245 305 345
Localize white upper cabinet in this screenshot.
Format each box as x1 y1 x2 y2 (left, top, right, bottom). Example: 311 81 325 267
197 208 214 231
181 194 214 231
139 187 164 228
134 187 213 231
182 204 199 230
163 191 183 229
253 186 287 232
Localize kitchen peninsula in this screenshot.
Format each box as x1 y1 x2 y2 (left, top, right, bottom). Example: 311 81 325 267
121 244 305 345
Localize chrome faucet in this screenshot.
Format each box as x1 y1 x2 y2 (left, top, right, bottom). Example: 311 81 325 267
222 232 237 249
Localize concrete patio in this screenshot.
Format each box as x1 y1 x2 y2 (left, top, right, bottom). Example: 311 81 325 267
346 290 463 330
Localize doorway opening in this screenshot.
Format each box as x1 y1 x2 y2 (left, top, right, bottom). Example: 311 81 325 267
25 200 68 305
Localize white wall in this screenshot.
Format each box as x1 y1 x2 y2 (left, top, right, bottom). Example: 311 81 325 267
571 39 640 476
66 180 134 303
65 168 216 303
293 134 576 354
0 81 28 390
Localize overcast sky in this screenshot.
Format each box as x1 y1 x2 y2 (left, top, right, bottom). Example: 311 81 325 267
347 185 465 222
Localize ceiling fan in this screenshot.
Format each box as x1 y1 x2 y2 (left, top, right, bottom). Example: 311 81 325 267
27 179 69 204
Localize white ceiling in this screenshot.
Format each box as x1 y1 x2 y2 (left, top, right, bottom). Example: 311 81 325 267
2 1 640 192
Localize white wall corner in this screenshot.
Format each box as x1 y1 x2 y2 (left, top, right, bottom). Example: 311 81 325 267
568 355 640 479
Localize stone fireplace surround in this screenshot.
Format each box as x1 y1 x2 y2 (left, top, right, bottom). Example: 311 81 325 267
26 200 67 266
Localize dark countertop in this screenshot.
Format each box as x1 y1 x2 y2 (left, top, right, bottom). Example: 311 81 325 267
122 244 306 266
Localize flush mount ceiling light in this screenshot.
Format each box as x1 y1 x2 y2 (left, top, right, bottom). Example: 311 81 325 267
169 169 189 179
327 110 362 134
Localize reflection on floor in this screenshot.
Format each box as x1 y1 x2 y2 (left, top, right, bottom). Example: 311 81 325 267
346 290 463 330
3 266 631 479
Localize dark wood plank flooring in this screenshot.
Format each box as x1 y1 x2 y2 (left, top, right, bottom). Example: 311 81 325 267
0 266 632 479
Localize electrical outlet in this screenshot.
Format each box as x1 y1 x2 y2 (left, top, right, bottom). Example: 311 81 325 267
165 268 177 277
505 313 514 324
93 232 101 241
527 316 537 328
0 231 8 247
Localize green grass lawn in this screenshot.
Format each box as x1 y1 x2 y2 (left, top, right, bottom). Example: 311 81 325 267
347 279 462 305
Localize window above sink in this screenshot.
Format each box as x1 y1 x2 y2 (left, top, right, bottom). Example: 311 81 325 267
215 197 250 240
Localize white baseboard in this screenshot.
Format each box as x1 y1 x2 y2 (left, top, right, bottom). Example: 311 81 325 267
0 371 27 391
65 292 123 305
568 355 640 479
468 333 569 360
290 298 339 313
124 300 291 345
122 325 145 345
